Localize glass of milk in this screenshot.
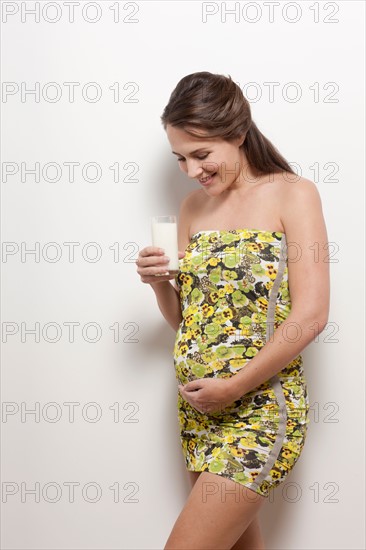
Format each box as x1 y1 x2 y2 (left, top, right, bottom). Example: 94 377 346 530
151 215 179 274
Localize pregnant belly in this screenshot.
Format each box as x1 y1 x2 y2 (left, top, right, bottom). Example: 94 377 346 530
173 324 267 384
173 343 260 386
173 331 306 389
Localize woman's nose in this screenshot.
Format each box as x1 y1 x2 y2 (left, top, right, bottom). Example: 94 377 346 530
185 160 202 179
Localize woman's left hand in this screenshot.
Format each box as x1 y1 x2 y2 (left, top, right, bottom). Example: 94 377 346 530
178 377 239 414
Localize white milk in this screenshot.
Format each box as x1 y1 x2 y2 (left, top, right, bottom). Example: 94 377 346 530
151 221 179 271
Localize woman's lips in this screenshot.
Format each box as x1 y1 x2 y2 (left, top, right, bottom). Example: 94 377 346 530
199 172 217 186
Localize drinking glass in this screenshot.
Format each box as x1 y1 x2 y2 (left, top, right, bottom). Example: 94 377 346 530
151 215 179 274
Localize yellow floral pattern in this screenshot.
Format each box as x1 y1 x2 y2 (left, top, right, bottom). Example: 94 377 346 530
173 229 310 498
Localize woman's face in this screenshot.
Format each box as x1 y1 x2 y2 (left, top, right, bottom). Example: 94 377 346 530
166 124 247 195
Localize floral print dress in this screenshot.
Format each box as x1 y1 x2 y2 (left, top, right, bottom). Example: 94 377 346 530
173 228 310 498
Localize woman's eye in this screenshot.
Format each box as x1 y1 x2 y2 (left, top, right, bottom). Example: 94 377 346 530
177 153 209 162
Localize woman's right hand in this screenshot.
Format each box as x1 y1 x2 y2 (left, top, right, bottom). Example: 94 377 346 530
135 246 185 284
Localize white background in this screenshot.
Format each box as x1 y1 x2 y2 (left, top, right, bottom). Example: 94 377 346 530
1 1 365 549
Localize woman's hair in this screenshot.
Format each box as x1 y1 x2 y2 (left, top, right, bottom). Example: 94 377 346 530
160 71 296 177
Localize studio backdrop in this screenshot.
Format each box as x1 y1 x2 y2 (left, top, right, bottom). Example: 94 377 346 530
1 1 365 549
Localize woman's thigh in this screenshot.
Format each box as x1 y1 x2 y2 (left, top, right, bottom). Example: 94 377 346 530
164 471 266 550
187 470 200 488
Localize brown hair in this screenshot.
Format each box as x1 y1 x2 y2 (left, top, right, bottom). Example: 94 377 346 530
160 71 296 177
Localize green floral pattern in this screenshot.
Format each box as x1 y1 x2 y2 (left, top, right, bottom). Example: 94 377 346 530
173 228 310 498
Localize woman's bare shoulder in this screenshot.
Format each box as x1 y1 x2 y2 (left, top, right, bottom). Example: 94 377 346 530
276 174 322 202
278 175 327 241
176 189 204 249
182 188 205 207
179 189 205 222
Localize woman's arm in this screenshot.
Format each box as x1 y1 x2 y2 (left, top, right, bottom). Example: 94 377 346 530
149 191 195 332
150 280 182 332
227 177 330 401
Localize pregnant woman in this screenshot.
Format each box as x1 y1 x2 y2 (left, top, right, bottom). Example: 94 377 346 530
136 72 330 550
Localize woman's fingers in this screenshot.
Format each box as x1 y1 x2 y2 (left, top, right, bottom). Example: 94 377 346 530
136 246 184 283
135 246 174 281
137 246 165 265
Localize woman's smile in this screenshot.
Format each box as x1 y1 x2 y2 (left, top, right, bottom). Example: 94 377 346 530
199 172 217 186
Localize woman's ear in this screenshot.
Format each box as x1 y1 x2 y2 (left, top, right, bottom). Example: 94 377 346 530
237 133 246 148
